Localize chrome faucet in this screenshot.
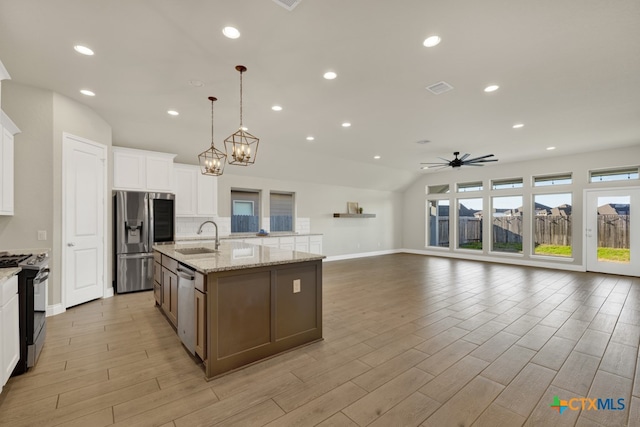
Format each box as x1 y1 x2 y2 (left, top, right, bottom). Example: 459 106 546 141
197 220 220 250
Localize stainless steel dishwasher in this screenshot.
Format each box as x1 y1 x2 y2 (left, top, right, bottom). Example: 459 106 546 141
176 264 196 355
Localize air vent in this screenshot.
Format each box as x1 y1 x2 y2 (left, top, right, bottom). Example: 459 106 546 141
426 81 453 95
272 0 302 11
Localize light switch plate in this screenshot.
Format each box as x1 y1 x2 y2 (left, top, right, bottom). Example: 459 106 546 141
293 279 301 293
37 230 47 241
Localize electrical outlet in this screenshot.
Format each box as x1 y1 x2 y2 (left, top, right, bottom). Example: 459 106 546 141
37 230 47 241
293 279 301 293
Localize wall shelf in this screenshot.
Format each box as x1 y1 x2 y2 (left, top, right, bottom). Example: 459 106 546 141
333 213 376 218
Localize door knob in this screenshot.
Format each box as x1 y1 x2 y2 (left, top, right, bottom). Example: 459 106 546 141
67 242 75 247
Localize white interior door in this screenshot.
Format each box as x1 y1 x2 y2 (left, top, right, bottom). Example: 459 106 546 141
63 134 106 308
585 188 640 276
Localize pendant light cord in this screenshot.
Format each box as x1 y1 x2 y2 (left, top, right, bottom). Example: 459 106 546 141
239 69 243 128
211 100 219 148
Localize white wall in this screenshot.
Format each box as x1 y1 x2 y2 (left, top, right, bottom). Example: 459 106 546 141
217 173 403 256
0 82 112 307
402 144 640 270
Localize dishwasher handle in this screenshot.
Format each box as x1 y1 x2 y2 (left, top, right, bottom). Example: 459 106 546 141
176 266 195 281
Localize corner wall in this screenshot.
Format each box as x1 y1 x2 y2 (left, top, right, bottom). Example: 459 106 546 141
0 81 112 307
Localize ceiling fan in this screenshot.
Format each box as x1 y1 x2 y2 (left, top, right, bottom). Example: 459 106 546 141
421 151 498 169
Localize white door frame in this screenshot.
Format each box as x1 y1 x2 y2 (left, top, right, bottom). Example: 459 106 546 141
61 132 109 309
583 186 640 276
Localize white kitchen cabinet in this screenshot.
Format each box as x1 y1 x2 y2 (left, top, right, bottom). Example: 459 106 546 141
174 163 217 217
279 237 294 250
112 147 176 192
0 110 19 216
295 236 310 253
1 274 20 393
309 235 323 254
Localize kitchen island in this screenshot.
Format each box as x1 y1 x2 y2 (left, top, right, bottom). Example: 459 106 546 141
153 240 324 379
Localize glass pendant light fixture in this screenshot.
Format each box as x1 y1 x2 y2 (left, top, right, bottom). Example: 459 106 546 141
198 96 227 176
225 65 259 166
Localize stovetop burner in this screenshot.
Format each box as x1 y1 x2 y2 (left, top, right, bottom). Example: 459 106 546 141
0 253 31 268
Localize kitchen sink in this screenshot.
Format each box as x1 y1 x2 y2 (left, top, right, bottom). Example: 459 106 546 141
175 247 218 255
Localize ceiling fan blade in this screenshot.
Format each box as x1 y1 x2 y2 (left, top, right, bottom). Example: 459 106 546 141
420 162 449 165
459 153 470 161
437 157 452 163
466 163 484 166
463 154 495 162
467 158 498 163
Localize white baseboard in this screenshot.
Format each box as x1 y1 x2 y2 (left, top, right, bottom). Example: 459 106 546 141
324 249 402 262
104 286 114 298
46 303 65 317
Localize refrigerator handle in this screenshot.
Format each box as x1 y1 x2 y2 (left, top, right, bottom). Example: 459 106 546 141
118 253 154 260
145 193 152 252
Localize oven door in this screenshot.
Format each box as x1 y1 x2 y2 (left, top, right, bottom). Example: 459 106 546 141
28 267 49 367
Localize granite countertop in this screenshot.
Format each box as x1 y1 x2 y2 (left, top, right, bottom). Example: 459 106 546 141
153 240 325 274
0 267 21 284
175 233 323 242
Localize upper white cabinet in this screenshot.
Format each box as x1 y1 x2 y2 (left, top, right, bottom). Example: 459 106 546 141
113 147 176 192
0 110 20 216
174 163 217 217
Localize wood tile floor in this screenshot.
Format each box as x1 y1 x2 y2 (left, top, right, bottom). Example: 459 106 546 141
2 254 640 426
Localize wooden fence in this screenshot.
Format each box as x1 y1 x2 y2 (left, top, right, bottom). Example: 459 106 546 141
433 215 630 249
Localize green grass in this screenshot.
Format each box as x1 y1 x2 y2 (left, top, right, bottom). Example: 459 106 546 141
459 242 482 250
534 244 572 257
598 247 630 263
492 242 522 252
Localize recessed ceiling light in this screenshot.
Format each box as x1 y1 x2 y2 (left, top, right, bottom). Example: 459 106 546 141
374 155 381 160
423 36 441 47
222 26 240 39
80 89 95 96
484 85 499 93
341 122 351 128
323 71 337 80
272 105 283 111
547 146 556 150
512 123 524 129
167 110 179 116
306 136 315 141
74 45 94 56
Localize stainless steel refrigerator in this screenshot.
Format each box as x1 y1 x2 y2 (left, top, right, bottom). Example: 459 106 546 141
114 191 175 293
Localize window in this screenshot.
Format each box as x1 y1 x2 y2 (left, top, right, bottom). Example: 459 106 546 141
534 173 572 187
427 184 450 194
492 178 523 190
270 192 294 232
458 198 483 250
492 196 523 253
457 181 483 192
533 193 572 257
590 167 639 183
427 200 449 247
231 189 260 233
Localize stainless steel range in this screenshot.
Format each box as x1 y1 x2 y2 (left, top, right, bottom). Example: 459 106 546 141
0 252 50 375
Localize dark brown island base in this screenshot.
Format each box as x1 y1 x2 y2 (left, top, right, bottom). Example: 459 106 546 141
153 241 324 379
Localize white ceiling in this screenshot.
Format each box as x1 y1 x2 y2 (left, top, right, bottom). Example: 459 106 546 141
1 0 639 191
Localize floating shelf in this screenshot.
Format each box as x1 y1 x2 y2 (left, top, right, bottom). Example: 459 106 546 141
333 213 376 218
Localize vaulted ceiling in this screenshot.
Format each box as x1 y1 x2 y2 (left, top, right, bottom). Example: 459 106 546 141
1 0 639 191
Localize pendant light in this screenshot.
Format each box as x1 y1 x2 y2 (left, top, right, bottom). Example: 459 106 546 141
198 96 227 176
225 65 259 166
